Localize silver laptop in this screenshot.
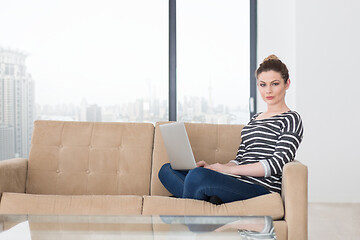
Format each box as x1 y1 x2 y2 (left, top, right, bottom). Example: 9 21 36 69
159 122 197 170
159 122 240 178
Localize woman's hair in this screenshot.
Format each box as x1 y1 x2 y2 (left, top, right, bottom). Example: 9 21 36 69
256 54 289 83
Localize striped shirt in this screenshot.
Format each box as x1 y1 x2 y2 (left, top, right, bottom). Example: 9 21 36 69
230 111 304 194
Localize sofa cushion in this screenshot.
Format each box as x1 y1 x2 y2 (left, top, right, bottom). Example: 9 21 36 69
151 122 244 196
142 193 284 220
0 192 143 215
26 121 154 195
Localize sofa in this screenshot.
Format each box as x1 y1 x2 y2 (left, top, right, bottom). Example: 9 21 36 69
0 120 308 240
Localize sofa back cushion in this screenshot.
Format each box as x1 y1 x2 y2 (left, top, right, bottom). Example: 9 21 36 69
151 122 244 196
26 120 154 195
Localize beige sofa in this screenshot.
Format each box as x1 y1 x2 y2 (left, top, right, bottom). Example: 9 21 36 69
0 120 308 240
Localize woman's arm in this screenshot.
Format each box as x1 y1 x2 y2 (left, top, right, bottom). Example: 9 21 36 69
205 130 302 178
206 130 303 177
205 162 265 177
197 160 265 177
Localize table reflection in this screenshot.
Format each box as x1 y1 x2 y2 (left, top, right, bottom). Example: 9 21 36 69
1 215 276 240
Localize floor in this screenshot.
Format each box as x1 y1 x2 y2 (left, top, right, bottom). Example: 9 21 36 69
308 203 360 240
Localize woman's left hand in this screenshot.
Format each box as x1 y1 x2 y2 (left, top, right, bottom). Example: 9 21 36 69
205 163 233 174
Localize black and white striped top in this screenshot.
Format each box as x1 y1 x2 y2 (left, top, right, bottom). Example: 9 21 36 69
230 111 304 194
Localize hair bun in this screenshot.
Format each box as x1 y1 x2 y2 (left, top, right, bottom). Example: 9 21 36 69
263 54 279 62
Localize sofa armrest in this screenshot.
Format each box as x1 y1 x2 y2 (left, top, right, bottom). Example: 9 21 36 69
282 160 308 240
0 158 28 199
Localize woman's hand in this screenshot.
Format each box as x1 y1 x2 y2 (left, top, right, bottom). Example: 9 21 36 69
207 162 265 177
205 163 234 174
196 160 209 168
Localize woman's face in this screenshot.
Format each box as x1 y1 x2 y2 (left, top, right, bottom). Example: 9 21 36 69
257 70 290 106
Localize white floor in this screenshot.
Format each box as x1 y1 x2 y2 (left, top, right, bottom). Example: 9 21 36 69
308 203 360 240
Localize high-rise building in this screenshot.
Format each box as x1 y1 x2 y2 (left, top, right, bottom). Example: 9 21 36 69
0 47 35 160
0 124 15 160
86 104 102 122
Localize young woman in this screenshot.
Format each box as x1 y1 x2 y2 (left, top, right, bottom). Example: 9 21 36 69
158 54 303 204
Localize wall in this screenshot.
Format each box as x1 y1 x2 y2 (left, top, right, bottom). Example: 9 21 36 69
257 0 296 111
258 0 360 202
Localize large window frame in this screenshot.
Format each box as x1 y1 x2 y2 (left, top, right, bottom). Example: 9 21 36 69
168 0 257 121
1 0 257 160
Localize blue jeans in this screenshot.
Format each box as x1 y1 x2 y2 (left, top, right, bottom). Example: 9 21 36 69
158 163 270 203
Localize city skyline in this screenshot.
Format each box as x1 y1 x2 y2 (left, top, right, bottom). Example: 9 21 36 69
35 94 250 123
0 0 251 160
0 0 250 108
0 48 34 160
0 45 250 161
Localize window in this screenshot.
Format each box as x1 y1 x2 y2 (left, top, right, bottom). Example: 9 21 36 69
177 0 251 124
0 0 168 159
1 0 254 160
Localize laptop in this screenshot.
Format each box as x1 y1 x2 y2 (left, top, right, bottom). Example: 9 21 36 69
159 122 240 177
159 122 196 170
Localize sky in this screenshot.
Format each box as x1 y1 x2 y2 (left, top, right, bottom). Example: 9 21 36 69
0 0 250 108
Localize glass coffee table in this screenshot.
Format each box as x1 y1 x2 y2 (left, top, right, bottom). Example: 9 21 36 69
0 215 277 239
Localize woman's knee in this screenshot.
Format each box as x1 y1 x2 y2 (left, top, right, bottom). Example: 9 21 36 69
185 167 211 185
158 163 171 180
183 168 214 200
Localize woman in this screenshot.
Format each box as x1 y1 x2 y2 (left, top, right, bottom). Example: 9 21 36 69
158 54 303 205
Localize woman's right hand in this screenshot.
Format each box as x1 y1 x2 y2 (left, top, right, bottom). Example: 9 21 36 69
196 160 209 168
